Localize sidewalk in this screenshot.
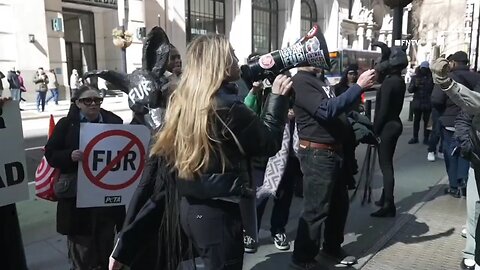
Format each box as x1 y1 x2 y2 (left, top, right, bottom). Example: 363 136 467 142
20 95 130 121
361 176 467 270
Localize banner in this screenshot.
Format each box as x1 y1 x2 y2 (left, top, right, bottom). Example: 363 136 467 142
0 101 29 207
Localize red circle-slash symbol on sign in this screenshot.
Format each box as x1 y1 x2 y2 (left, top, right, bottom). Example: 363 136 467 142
82 130 145 190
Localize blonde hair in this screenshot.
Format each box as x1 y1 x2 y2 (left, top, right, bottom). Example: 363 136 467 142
150 34 236 179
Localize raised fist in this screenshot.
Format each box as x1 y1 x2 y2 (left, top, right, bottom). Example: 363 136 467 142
431 58 451 88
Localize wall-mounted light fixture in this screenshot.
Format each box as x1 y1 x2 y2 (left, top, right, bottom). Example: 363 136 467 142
28 34 35 43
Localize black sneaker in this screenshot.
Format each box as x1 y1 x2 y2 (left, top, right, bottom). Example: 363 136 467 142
408 137 419 144
445 187 461 198
273 233 290 250
243 235 257 253
290 258 320 269
319 248 357 266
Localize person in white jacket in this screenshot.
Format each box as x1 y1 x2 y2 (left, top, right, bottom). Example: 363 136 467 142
69 69 81 100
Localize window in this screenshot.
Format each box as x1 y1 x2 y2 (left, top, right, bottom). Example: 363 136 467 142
301 0 317 35
252 0 278 54
185 0 225 42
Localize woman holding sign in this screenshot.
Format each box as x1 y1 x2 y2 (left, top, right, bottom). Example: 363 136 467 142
45 85 125 270
109 34 292 270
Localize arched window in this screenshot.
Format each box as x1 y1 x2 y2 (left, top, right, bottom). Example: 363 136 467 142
301 0 317 35
252 0 278 54
185 0 225 42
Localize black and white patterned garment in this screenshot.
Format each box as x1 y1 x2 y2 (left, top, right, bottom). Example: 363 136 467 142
257 121 299 200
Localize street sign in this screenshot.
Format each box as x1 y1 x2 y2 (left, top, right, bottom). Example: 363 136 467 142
77 123 150 208
0 101 29 207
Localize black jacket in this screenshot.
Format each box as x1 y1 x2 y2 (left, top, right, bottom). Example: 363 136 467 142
431 66 476 128
408 70 434 111
293 70 360 144
44 104 126 235
177 83 289 200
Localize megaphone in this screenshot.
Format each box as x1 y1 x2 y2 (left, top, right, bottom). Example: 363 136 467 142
241 24 331 86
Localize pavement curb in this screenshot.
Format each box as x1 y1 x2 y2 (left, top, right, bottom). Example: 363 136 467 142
356 173 449 269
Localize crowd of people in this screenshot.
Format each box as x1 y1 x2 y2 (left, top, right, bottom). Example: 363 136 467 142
0 66 78 112
4 25 480 270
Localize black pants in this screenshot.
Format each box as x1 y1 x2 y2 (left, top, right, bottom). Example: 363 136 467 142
428 108 443 153
378 121 403 202
257 156 301 236
36 91 47 112
180 198 243 270
67 212 117 270
292 147 349 262
412 109 431 140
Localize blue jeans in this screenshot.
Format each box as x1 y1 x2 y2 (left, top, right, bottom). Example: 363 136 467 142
442 129 470 188
45 88 59 105
36 91 47 112
292 147 349 262
9 88 20 101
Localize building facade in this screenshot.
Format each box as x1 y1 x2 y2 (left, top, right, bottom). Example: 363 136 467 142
0 0 408 102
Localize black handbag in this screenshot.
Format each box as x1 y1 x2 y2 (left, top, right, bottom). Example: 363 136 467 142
53 173 77 199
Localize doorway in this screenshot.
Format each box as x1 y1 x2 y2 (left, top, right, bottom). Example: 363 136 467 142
63 9 97 81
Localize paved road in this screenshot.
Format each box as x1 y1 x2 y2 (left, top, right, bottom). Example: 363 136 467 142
17 95 452 270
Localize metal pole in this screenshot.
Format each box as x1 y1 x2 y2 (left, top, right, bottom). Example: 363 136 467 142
392 6 404 45
365 99 372 120
475 3 480 71
121 19 127 73
469 4 475 61
0 204 27 270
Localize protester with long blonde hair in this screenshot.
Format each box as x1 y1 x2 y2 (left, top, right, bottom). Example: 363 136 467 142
108 34 292 270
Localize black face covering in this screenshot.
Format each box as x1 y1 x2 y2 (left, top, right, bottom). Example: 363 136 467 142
371 41 408 82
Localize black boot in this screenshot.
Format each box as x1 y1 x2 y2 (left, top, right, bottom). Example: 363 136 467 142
374 190 385 207
370 201 396 218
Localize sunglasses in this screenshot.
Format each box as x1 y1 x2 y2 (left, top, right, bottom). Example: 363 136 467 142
79 97 103 105
347 71 358 75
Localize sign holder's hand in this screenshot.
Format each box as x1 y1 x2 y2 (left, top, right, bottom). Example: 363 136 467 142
71 150 83 162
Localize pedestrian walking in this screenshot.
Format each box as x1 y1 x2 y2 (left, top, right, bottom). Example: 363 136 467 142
408 61 434 145
70 69 81 99
33 67 49 112
44 85 125 270
0 70 5 97
7 68 20 101
46 69 59 105
108 34 292 270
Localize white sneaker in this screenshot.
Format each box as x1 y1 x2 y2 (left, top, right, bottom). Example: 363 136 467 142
437 152 444 160
427 152 435 161
462 227 467 238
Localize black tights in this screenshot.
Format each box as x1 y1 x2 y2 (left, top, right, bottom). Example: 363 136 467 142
413 109 431 140
378 121 403 203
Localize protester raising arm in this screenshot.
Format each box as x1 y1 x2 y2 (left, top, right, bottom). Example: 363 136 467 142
431 58 480 114
294 69 375 122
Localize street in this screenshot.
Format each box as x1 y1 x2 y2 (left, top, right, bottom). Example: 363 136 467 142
14 95 466 270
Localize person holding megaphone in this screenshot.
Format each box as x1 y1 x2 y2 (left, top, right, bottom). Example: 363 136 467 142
272 27 376 270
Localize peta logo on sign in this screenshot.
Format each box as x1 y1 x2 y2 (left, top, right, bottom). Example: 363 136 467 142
394 40 419 47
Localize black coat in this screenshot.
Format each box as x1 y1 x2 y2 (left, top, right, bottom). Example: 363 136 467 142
177 83 289 200
44 105 126 235
431 66 480 128
408 71 434 111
